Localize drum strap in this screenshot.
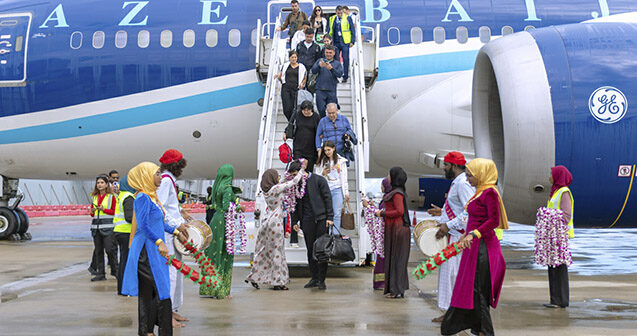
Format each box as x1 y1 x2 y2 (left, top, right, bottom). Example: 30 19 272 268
162 173 178 194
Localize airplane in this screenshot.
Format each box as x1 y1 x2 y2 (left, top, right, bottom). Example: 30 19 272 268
0 0 636 241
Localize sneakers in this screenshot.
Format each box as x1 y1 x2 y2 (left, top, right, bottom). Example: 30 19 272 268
91 275 106 282
304 279 319 288
290 243 300 248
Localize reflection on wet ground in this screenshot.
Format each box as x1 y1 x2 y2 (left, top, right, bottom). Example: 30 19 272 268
502 223 637 275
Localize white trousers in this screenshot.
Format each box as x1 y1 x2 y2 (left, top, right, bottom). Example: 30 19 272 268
437 232 462 311
165 232 183 312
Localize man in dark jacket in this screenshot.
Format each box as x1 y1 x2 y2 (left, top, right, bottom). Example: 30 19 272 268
311 45 343 118
290 161 334 290
296 28 321 86
284 100 321 172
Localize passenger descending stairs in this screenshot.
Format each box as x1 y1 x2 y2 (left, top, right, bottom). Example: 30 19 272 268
254 15 377 265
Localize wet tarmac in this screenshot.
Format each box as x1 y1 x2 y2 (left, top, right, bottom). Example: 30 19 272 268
1 216 637 335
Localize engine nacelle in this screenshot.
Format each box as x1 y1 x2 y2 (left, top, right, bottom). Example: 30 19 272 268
472 22 637 227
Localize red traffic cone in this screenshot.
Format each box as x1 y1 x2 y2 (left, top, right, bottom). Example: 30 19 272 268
412 211 417 227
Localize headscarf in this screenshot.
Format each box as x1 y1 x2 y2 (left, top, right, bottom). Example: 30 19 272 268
260 169 279 193
118 175 135 194
550 165 573 198
212 164 235 207
465 158 509 231
378 177 392 209
383 167 410 226
126 162 163 246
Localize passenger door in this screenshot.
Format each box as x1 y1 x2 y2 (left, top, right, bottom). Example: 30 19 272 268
0 13 32 86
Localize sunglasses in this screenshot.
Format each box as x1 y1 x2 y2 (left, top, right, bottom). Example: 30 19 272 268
315 9 321 12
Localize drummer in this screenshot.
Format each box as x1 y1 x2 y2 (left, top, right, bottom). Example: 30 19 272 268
427 151 475 322
157 149 192 328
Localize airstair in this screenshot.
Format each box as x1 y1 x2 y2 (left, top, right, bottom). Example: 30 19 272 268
253 7 378 265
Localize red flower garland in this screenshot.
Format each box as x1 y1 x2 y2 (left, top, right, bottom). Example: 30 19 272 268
166 240 220 288
412 242 463 280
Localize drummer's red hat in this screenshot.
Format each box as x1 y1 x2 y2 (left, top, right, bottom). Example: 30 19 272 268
160 149 183 164
444 151 466 166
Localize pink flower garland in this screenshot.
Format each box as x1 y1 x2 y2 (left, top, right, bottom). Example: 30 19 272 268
534 207 572 267
282 171 307 214
362 198 384 256
225 202 247 255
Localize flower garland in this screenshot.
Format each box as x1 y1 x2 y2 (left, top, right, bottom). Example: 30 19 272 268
282 171 307 214
225 202 247 255
361 199 384 256
412 242 463 280
534 207 572 267
166 241 219 288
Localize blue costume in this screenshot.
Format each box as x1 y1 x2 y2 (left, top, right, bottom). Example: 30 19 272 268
122 193 175 300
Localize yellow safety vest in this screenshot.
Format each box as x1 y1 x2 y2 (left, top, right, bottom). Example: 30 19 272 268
113 191 134 233
328 14 352 44
205 194 214 210
547 187 575 238
91 193 115 230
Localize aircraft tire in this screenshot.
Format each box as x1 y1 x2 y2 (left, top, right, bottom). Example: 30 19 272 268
15 208 29 234
0 207 18 239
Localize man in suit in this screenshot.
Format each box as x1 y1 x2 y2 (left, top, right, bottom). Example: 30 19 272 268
290 161 334 290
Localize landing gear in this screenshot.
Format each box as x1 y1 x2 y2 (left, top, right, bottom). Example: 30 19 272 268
0 175 31 241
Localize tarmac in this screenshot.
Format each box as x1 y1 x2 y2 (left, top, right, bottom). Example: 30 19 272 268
1 215 636 335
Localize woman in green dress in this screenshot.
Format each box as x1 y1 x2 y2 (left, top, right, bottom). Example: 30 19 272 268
200 164 239 298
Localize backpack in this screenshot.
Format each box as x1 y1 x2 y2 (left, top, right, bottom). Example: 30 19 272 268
279 142 292 164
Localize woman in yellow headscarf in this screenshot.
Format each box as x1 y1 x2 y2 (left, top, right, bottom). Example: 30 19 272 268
441 158 508 336
121 162 186 336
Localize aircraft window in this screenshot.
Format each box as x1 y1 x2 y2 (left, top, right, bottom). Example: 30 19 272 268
524 25 535 31
433 27 445 44
479 26 491 43
70 31 82 50
456 26 468 44
387 27 400 46
115 31 127 48
138 30 150 48
92 31 105 49
251 28 257 46
410 27 423 44
183 29 195 48
15 36 23 52
502 26 514 36
161 30 173 48
229 29 241 47
206 29 218 47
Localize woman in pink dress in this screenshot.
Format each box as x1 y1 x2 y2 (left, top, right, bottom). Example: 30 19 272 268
441 158 508 336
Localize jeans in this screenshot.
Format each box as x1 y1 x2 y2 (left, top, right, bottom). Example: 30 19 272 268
315 89 338 118
331 188 344 230
335 41 350 79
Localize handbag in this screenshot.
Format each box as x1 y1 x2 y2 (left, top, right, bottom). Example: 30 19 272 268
312 226 356 264
341 202 355 230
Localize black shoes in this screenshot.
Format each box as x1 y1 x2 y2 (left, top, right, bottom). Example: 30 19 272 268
543 303 565 308
304 279 319 288
91 275 106 282
88 267 97 276
317 282 327 290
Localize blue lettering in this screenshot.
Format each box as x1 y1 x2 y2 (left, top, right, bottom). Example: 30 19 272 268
362 0 391 23
198 0 228 25
441 0 473 22
119 1 149 26
524 0 541 21
39 4 69 28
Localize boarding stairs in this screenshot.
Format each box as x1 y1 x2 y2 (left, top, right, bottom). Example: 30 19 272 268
254 12 378 265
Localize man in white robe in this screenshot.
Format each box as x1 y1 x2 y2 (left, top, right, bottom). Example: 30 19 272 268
428 151 475 322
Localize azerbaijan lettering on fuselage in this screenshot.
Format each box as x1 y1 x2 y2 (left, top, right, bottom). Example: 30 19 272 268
37 0 614 28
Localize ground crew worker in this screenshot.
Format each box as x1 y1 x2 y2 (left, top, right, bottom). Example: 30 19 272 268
89 175 118 282
328 5 355 83
113 176 136 295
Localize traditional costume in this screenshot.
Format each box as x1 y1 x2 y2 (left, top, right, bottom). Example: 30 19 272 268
200 164 238 298
437 152 475 310
246 169 303 287
157 149 186 313
122 162 179 336
383 167 411 297
441 159 508 336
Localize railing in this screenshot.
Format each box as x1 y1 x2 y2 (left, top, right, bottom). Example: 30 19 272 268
350 15 372 259
256 17 283 192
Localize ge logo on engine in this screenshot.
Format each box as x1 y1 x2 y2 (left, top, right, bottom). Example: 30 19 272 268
588 86 628 124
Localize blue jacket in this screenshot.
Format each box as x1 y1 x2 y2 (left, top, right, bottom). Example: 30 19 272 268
329 15 356 45
311 58 343 92
122 193 175 300
316 114 354 153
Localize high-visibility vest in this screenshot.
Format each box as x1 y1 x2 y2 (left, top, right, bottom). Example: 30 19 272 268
113 191 134 233
547 187 575 238
205 194 214 210
178 191 185 204
91 193 115 230
328 14 352 44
